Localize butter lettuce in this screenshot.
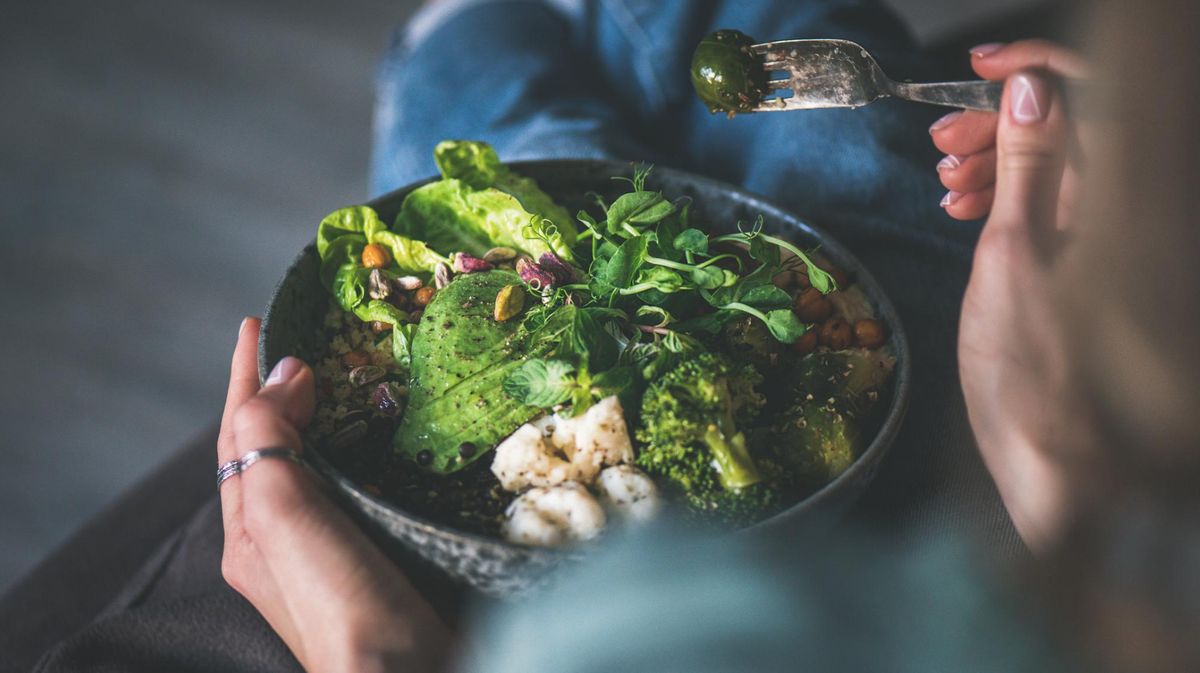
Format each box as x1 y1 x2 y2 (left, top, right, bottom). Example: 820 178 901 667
320 235 365 288
367 229 447 273
318 205 446 276
434 140 577 248
396 179 575 261
393 140 577 260
317 206 375 258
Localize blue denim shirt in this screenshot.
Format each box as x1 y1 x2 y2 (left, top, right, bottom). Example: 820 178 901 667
370 2 1030 670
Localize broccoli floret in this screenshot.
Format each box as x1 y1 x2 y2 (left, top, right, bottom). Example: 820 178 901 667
764 350 897 489
768 401 858 489
635 352 780 524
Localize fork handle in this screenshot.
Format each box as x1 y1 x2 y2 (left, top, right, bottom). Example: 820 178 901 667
887 80 1003 112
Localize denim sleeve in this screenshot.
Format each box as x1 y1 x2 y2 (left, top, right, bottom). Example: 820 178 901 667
368 0 652 197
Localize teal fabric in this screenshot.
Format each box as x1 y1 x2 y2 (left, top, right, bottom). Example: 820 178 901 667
460 521 1068 673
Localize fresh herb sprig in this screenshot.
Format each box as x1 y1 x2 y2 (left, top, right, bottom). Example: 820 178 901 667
574 169 834 345
505 165 837 414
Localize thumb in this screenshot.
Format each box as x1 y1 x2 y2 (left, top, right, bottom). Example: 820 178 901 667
989 70 1069 240
231 356 316 455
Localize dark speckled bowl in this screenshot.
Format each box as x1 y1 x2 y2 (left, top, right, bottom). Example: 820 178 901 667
259 160 910 596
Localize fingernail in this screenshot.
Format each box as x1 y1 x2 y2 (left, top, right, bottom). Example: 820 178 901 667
1010 74 1045 124
929 110 962 133
936 154 962 172
969 42 1005 58
940 191 963 208
266 356 302 386
238 317 249 339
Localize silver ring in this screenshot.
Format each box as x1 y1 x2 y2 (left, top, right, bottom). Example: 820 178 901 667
239 447 304 471
215 448 304 489
216 459 242 488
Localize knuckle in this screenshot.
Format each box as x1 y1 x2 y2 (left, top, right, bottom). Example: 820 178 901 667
1000 137 1061 169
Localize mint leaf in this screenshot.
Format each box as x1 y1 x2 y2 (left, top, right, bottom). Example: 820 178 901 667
503 359 576 407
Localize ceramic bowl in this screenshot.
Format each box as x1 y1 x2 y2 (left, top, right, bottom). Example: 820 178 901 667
259 160 910 595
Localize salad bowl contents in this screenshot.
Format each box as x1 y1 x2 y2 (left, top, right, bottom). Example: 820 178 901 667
261 141 909 594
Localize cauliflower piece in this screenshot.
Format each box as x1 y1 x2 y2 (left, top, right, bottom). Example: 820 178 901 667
490 424 576 492
502 482 606 547
491 396 634 492
595 465 660 523
563 396 635 482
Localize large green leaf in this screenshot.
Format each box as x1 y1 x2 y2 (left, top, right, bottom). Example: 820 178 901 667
433 140 577 247
317 206 378 258
395 180 574 261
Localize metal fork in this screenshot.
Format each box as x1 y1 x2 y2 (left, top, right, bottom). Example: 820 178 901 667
750 39 1002 112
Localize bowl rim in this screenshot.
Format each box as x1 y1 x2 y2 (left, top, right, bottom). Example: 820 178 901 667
259 158 911 553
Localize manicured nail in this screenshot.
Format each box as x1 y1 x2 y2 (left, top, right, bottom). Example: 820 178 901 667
936 154 962 172
1010 74 1045 124
970 42 1005 58
929 110 962 133
940 191 963 208
266 356 302 386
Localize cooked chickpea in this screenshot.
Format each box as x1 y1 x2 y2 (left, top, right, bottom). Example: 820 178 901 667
791 329 819 356
854 318 886 349
818 317 852 350
413 286 436 307
370 320 392 334
794 287 834 323
342 350 370 367
361 243 391 269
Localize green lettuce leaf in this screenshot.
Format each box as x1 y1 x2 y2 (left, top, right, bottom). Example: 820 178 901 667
433 140 577 248
353 300 413 365
331 264 370 313
396 179 575 261
367 230 448 273
319 235 365 288
317 206 378 258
